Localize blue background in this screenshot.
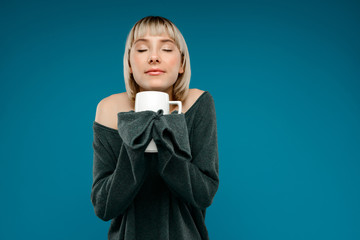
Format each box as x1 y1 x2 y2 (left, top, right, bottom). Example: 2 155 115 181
1 0 359 239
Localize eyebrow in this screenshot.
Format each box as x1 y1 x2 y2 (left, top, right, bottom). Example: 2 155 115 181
134 38 175 45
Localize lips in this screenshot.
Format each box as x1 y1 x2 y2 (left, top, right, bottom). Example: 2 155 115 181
145 68 165 73
146 71 164 76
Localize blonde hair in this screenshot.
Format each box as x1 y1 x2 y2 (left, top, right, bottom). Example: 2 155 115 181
123 16 191 103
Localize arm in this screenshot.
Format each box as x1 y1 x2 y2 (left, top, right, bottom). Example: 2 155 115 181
91 131 149 221
152 95 219 210
91 101 156 221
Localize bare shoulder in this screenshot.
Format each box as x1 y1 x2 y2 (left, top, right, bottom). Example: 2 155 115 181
95 92 131 130
187 88 205 103
189 88 205 99
180 88 205 113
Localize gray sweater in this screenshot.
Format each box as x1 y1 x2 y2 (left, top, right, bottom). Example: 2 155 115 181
91 91 219 240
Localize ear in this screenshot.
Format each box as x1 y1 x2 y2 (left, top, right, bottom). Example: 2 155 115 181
179 65 184 74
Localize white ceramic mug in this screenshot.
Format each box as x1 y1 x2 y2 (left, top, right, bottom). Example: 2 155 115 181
135 91 182 153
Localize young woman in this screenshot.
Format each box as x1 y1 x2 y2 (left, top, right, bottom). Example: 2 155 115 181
91 16 219 240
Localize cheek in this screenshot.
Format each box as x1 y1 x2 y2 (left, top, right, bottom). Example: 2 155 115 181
168 55 181 69
129 52 143 69
130 55 140 66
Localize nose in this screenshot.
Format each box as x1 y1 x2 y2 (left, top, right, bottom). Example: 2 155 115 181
148 52 161 64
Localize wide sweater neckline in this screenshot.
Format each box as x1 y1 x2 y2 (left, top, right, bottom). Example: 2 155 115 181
93 91 209 133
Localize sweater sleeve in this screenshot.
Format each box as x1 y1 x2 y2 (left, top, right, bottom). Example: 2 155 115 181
90 111 158 221
152 95 220 210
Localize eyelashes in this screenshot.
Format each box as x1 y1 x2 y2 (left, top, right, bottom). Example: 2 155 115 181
137 49 173 52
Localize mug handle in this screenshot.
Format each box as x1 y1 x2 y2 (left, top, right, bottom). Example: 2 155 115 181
169 101 182 114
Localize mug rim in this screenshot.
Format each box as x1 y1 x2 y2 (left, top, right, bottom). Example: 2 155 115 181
136 91 168 96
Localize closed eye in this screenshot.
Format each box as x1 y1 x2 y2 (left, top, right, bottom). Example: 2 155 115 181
137 49 173 52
